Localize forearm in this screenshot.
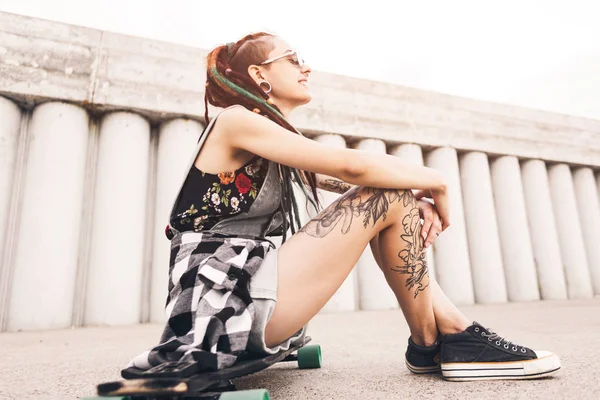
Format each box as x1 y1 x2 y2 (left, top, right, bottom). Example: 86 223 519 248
315 174 355 194
342 150 446 192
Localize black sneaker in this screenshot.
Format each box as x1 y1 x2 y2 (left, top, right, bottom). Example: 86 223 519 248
440 322 561 381
405 336 441 374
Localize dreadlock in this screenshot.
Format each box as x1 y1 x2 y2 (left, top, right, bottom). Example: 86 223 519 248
204 32 321 243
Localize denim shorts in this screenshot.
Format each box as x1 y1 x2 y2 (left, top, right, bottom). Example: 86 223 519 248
247 247 306 354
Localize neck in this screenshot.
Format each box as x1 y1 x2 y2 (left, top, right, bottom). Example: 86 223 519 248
270 97 295 118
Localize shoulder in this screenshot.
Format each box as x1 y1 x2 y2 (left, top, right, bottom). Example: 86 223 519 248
216 105 252 125
216 105 278 135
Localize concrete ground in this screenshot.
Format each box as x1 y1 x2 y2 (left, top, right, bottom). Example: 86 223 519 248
1 299 599 400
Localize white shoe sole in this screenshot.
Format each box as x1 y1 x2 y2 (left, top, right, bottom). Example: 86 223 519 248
405 359 441 374
441 351 561 381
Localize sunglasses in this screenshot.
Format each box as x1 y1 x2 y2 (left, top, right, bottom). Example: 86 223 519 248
260 50 305 68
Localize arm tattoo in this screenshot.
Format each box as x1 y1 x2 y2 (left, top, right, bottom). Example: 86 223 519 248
391 208 430 298
299 187 413 238
319 178 353 194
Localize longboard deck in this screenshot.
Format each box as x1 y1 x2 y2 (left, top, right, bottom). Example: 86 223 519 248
97 337 312 398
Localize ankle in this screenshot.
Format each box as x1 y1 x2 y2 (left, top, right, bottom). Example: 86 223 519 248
438 316 471 335
410 330 439 347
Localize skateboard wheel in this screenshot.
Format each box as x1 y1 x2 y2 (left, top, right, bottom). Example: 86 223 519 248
220 389 270 400
297 344 322 369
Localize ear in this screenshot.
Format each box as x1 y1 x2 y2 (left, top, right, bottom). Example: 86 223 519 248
247 64 265 85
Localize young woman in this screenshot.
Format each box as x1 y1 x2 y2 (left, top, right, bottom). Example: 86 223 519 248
129 32 561 381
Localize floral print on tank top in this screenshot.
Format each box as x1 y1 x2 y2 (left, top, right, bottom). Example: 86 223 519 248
172 156 268 232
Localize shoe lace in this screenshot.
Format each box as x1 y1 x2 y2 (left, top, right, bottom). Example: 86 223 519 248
481 328 526 352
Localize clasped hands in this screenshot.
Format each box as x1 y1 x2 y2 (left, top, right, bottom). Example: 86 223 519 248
414 189 448 249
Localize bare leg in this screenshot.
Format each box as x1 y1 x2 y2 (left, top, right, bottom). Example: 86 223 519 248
371 233 470 339
265 186 446 347
372 219 438 346
430 279 471 332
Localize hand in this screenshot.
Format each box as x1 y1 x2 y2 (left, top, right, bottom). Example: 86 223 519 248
416 199 443 248
414 187 451 247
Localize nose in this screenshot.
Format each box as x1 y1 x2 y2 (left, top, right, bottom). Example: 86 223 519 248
301 63 312 75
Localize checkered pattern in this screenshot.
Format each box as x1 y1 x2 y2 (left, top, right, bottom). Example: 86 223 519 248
128 231 274 372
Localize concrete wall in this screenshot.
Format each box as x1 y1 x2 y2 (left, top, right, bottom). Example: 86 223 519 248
1 12 599 330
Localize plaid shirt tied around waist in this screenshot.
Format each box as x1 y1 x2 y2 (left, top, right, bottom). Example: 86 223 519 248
128 230 275 372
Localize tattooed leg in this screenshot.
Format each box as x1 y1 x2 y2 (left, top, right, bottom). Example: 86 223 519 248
390 207 431 299
300 186 415 238
373 230 470 339
266 186 436 346
371 200 471 345
372 193 438 346
300 186 431 299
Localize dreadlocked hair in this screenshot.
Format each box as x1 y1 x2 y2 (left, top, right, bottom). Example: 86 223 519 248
204 32 321 243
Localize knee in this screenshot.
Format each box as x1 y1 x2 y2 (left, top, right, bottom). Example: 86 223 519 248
362 187 416 211
356 187 416 206
353 186 417 224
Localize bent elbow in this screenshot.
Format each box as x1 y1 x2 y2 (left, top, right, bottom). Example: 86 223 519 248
339 150 369 183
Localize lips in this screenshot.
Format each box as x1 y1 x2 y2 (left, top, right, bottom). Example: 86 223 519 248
298 80 308 88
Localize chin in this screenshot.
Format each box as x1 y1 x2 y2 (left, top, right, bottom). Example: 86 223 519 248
296 92 312 105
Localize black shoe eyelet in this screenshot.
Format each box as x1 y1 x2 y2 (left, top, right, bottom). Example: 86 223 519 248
521 348 526 353
504 344 509 349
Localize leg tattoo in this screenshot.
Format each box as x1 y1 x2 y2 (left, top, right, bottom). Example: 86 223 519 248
298 186 429 298
299 187 413 238
391 207 430 299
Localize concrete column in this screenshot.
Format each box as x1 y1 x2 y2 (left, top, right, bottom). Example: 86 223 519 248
353 139 398 310
490 156 540 301
8 102 89 330
520 160 567 299
85 112 151 325
425 148 474 305
150 118 204 323
389 144 436 281
460 152 507 303
597 172 600 207
548 164 594 299
0 98 20 258
313 134 357 312
573 167 600 295
0 97 22 329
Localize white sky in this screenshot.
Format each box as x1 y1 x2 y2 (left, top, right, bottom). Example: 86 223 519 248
1 0 599 120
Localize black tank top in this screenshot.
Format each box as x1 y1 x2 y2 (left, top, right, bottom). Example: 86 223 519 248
170 155 269 232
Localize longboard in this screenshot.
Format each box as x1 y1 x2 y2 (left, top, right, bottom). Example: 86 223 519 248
87 336 322 400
